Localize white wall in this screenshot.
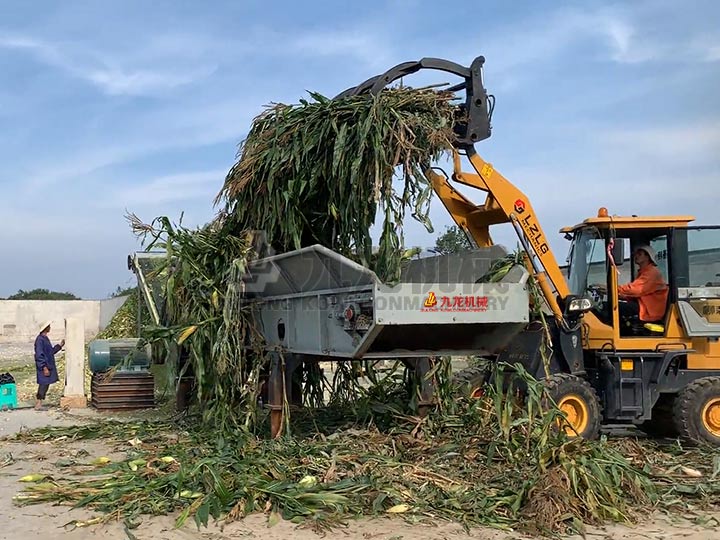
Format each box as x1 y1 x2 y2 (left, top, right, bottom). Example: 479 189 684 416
0 297 128 343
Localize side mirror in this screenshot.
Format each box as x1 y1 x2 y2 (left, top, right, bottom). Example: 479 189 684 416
611 239 625 267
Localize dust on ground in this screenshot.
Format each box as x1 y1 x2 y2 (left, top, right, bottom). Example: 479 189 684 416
0 408 718 540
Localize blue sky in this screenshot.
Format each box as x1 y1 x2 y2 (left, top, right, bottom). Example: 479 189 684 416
1 0 718 299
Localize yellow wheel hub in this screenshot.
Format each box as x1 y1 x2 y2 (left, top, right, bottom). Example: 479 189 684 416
558 394 589 436
702 398 720 437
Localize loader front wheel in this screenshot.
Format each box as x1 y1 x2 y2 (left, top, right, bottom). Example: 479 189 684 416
544 374 601 440
452 365 490 398
673 377 720 446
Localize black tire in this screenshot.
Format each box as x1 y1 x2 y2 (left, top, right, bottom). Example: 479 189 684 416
673 377 720 446
452 365 490 398
639 394 679 439
544 373 602 440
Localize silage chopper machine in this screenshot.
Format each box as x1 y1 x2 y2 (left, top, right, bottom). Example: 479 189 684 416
236 57 537 437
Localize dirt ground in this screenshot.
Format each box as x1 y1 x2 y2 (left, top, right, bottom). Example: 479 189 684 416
0 409 717 540
1 345 718 539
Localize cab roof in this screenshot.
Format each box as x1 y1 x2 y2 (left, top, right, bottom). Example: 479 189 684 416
559 212 695 234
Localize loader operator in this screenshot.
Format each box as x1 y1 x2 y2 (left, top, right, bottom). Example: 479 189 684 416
617 245 669 323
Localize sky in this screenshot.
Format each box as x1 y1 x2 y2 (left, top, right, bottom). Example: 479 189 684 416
0 0 718 299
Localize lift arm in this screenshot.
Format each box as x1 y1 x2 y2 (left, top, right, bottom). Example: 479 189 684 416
441 149 569 319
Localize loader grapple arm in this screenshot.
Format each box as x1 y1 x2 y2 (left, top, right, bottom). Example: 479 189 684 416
334 56 492 147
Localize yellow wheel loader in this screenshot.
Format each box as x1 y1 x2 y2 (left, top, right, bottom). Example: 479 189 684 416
338 56 720 446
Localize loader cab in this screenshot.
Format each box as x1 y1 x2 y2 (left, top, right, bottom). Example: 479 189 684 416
563 212 717 337
564 211 720 341
565 225 673 338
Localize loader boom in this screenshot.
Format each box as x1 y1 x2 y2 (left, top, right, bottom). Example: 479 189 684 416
429 148 569 320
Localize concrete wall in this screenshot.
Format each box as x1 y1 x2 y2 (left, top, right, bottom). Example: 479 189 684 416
0 296 128 344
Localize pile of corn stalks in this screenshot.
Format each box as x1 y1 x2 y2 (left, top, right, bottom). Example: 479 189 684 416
15 366 717 536
127 215 267 431
125 87 461 432
216 87 456 283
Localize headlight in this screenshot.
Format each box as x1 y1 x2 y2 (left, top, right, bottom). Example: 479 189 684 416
568 298 592 312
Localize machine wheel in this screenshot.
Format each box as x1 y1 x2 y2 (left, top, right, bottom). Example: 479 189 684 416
673 377 720 446
544 373 601 440
638 394 679 438
452 365 489 398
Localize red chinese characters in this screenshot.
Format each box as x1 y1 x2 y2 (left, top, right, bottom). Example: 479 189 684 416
424 293 489 312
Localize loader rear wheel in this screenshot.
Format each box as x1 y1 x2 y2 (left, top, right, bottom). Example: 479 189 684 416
544 374 601 440
673 377 720 446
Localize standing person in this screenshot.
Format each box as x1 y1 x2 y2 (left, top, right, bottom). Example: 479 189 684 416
34 321 64 410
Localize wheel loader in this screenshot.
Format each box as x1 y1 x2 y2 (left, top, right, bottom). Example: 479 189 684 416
132 56 720 444
332 56 720 446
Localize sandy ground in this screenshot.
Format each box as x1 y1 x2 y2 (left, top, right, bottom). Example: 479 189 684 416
1 345 717 539
0 409 717 540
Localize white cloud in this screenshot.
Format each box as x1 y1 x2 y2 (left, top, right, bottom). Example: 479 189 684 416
15 95 262 192
595 123 720 160
84 65 216 96
289 30 392 69
0 24 397 97
469 3 717 87
0 200 118 238
0 33 216 96
21 146 138 190
597 16 658 64
580 5 720 65
706 45 720 61
108 169 227 207
692 36 720 62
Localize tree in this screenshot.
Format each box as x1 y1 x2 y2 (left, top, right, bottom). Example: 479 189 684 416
433 225 471 255
7 288 80 300
109 285 137 298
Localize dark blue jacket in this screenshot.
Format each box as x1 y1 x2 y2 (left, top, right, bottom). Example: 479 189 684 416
34 334 61 385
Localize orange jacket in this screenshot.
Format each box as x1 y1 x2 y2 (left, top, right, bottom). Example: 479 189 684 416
617 264 668 322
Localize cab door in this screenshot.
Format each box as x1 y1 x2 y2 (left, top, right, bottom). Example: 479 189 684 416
672 227 720 338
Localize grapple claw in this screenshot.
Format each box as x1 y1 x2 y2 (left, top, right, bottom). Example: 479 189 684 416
333 56 493 147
